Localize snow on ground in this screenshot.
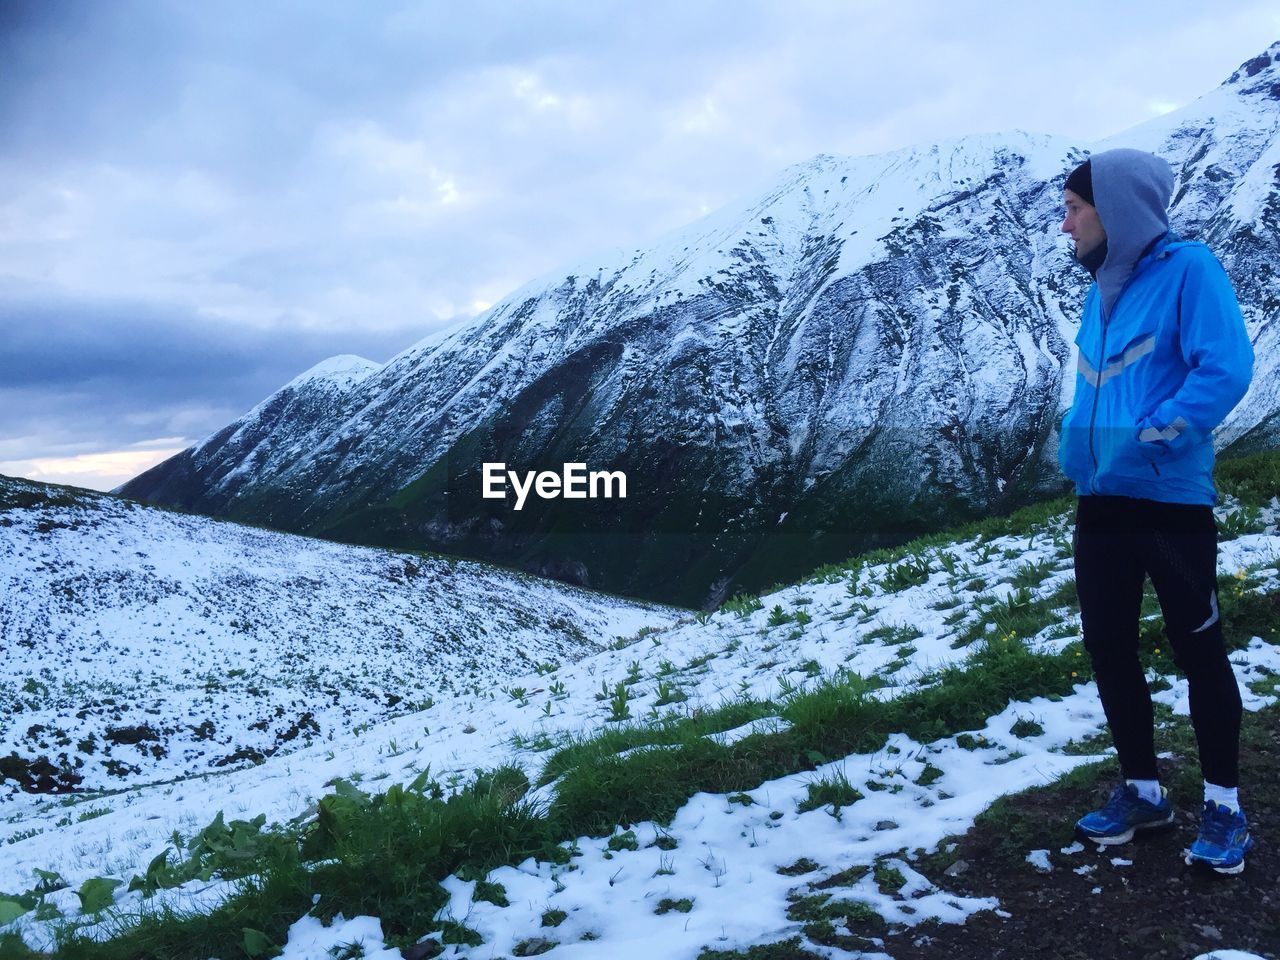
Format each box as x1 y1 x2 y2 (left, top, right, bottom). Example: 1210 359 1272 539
2 486 1278 958
0 477 677 799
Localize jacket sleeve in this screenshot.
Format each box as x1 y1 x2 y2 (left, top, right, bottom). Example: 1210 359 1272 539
1137 247 1253 453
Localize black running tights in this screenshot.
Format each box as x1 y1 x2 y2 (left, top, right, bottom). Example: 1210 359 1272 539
1073 494 1242 787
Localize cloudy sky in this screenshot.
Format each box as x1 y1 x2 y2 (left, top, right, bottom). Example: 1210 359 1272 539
2 0 1278 491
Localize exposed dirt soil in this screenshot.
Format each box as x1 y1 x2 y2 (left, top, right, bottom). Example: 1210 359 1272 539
881 707 1280 960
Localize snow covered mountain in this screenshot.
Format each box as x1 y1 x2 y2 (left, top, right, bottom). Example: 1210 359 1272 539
0 475 675 796
120 43 1280 609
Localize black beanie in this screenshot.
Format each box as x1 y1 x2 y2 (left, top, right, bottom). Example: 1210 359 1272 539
1065 159 1094 205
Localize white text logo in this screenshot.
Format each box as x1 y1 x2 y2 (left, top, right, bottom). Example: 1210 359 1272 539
482 463 627 511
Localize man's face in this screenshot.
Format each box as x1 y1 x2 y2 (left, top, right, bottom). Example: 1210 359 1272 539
1061 188 1106 261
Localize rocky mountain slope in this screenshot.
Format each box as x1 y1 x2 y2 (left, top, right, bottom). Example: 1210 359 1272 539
120 44 1280 608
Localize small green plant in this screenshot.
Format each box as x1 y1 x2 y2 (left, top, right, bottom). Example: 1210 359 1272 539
1219 503 1267 541
608 683 631 722
654 680 687 706
76 877 123 914
1010 558 1054 590
873 860 906 893
541 909 567 927
723 594 764 618
607 830 639 852
882 554 933 591
474 880 509 907
777 858 820 876
916 763 944 786
862 623 922 647
797 771 863 816
767 605 793 627
512 936 558 956
1010 718 1045 739
655 897 694 914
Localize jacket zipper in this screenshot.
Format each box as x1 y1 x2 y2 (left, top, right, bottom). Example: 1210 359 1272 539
1087 318 1106 494
1083 239 1169 494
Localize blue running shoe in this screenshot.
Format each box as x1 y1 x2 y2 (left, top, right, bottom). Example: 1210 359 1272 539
1075 783 1173 845
1185 800 1253 875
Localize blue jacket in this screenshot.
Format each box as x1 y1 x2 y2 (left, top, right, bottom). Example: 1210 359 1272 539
1058 230 1253 505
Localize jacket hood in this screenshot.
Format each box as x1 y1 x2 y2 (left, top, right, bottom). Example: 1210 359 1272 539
1090 148 1174 320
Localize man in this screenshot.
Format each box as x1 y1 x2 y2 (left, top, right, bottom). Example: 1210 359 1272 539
1057 148 1255 873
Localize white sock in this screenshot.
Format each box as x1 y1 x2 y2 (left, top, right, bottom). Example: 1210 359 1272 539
1126 778 1163 805
1204 782 1240 812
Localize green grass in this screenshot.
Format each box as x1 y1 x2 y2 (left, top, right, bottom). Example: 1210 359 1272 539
34 621 1131 957
1009 718 1044 739
776 858 820 876
881 554 933 591
654 897 693 914
872 861 906 893
796 771 864 815
798 494 1077 591
860 623 923 646
473 880 508 907
698 938 824 960
1009 558 1055 590
1215 449 1280 507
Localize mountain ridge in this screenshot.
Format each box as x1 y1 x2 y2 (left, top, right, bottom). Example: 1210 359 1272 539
121 43 1280 607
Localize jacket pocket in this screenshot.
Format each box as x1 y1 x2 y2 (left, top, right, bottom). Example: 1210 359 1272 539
1057 412 1090 486
1095 423 1156 480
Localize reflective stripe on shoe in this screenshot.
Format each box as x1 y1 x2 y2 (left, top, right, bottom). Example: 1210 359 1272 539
1075 783 1173 844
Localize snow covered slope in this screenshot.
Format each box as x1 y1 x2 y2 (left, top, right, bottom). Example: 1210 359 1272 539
120 43 1280 609
0 475 676 797
3 486 1278 957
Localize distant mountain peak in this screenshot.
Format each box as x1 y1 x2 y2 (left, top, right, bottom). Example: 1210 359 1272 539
285 354 380 390
1226 41 1280 85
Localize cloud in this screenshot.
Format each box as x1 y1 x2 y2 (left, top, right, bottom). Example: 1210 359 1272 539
0 441 187 493
0 291 418 460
